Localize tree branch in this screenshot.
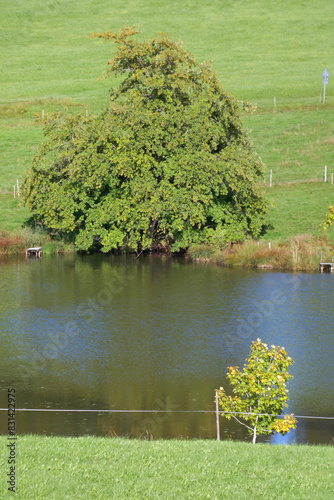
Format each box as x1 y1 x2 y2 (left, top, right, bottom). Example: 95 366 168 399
231 414 253 432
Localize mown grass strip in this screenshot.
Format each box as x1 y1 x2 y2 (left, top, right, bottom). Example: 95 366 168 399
0 436 333 499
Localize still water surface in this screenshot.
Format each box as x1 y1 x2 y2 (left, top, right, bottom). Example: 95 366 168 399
0 254 333 444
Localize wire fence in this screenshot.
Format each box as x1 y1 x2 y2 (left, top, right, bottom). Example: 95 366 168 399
1 408 334 419
2 406 333 442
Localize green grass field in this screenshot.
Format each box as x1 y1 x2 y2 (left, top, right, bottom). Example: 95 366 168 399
0 436 333 499
1 0 334 241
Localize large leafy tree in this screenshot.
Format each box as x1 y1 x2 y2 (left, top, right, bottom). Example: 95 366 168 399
217 339 296 444
23 27 269 253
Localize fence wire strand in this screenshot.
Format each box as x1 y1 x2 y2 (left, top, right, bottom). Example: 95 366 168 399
1 408 333 420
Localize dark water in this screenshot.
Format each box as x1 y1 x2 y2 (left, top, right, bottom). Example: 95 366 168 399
0 254 333 444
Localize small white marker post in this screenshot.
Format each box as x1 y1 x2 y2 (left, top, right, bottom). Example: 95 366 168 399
269 242 271 249
270 169 273 187
274 97 276 107
14 185 15 198
325 165 327 182
331 173 333 185
323 68 329 103
215 390 220 441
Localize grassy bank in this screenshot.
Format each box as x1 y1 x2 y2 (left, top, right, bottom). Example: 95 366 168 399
188 234 334 272
0 436 333 499
0 228 75 255
1 0 334 248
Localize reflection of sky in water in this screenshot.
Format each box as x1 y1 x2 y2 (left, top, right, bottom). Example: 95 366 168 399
0 256 333 443
271 429 297 445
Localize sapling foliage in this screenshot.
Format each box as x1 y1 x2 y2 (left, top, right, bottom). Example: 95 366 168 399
217 338 296 444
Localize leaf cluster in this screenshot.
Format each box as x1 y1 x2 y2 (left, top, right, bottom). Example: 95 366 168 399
322 205 334 232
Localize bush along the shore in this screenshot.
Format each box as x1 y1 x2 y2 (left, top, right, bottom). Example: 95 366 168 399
187 234 334 272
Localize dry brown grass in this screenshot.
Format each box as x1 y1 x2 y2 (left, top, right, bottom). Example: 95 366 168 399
0 228 77 255
0 229 27 254
0 228 48 254
188 234 334 272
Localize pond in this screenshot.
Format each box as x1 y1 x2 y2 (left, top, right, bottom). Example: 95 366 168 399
0 254 333 444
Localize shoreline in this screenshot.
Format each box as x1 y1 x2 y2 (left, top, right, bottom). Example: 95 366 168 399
1 228 333 273
186 234 334 273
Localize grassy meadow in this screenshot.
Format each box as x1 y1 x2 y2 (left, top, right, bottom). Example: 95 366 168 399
1 0 334 246
1 436 333 499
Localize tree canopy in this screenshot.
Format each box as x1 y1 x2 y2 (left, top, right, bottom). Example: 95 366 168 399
23 27 269 253
217 339 296 444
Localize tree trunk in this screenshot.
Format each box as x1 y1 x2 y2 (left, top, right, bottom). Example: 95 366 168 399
252 425 257 444
252 415 259 444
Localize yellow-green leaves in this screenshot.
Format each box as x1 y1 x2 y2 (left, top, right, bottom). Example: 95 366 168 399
323 205 334 231
217 339 296 443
